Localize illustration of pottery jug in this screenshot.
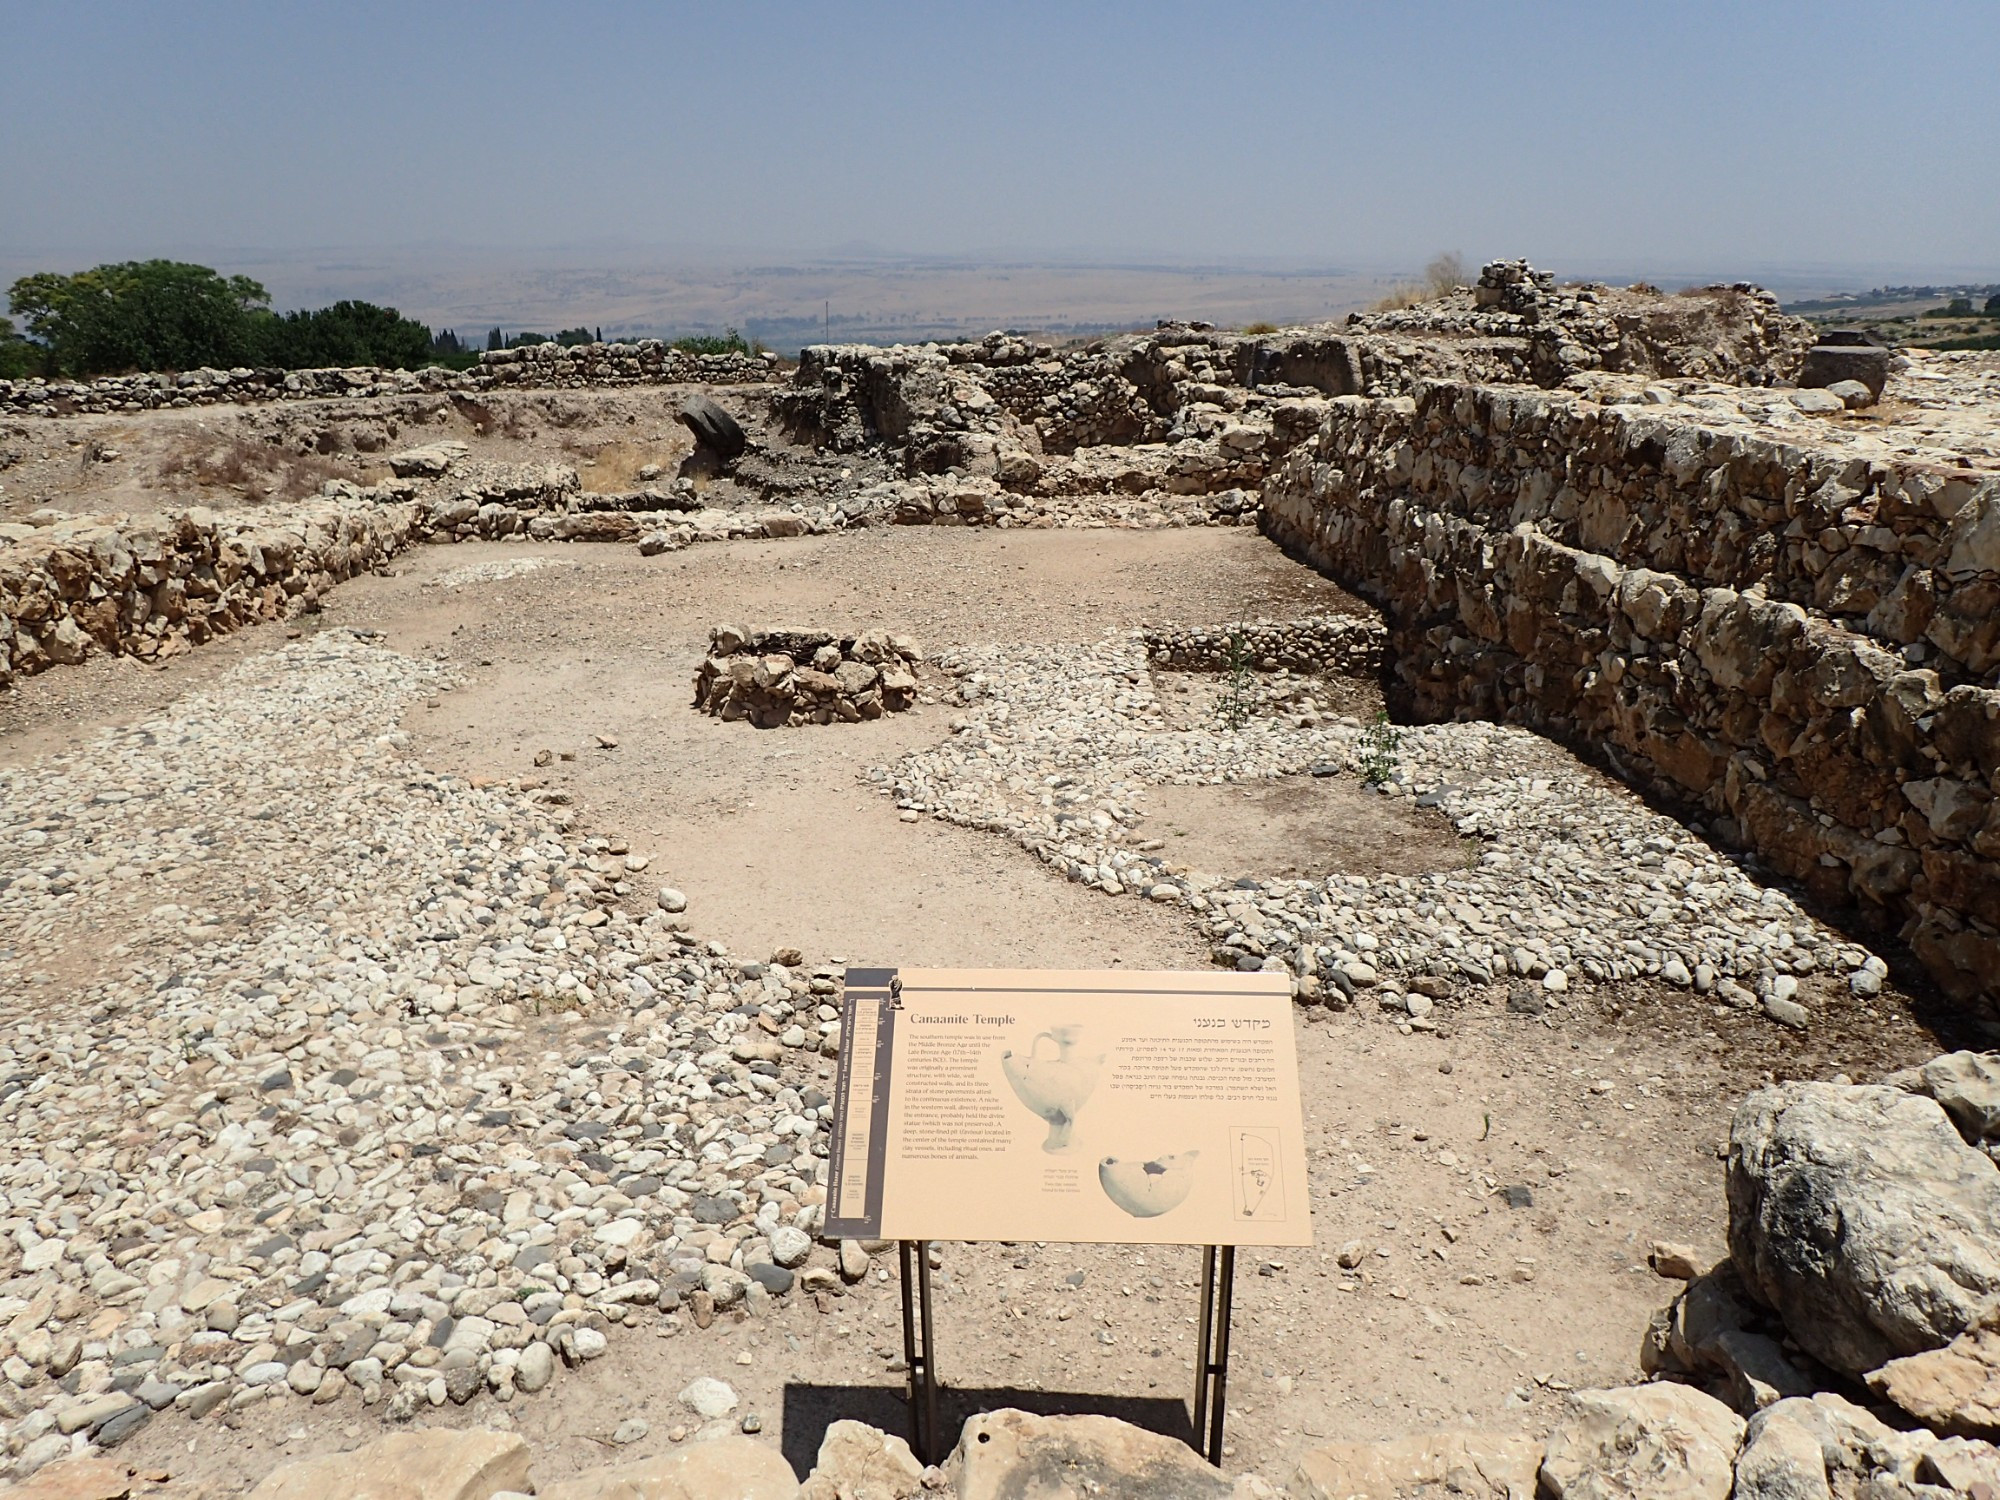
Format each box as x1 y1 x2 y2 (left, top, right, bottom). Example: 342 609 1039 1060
1000 1025 1104 1153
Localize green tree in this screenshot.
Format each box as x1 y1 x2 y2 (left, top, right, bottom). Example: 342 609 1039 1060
9 260 270 375
0 316 43 378
252 299 434 369
1986 293 2000 316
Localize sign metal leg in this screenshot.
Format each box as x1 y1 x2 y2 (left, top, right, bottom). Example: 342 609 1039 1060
899 1240 940 1463
1192 1245 1236 1465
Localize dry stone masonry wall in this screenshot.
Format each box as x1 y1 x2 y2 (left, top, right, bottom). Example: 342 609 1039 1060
0 343 774 417
0 501 420 688
1260 376 2000 1010
1142 615 1385 678
693 625 921 727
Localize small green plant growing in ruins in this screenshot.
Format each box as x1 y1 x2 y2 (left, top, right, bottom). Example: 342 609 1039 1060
1358 711 1403 786
1214 628 1256 731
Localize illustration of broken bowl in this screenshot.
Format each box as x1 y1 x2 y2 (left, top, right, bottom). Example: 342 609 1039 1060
999 1025 1103 1152
1098 1150 1200 1218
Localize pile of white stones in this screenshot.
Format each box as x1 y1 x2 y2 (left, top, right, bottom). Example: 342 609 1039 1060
875 633 1888 1023
0 633 842 1474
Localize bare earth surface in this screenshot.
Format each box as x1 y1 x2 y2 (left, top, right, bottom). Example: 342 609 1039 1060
0 516 1951 1496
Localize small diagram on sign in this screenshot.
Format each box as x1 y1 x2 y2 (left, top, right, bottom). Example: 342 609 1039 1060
1231 1128 1284 1220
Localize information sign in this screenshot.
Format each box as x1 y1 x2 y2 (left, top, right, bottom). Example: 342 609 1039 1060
826 967 1311 1247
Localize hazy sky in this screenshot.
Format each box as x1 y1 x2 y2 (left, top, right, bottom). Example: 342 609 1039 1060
6 1 1998 283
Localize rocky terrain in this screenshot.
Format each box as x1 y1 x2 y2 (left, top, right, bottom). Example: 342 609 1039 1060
2 263 1999 1496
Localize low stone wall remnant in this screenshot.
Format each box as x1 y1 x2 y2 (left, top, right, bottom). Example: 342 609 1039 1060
0 342 775 417
693 625 921 727
0 501 422 686
1143 614 1385 678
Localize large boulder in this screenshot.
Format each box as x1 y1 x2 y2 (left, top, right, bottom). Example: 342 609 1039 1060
1292 1429 1541 1500
535 1435 800 1500
1538 1385 1745 1500
1726 1083 2000 1377
1734 1390 2000 1497
943 1409 1265 1500
247 1428 532 1500
1732 1403 1830 1500
1797 344 1891 400
679 396 748 464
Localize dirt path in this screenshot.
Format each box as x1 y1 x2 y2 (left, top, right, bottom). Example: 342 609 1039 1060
319 526 1361 972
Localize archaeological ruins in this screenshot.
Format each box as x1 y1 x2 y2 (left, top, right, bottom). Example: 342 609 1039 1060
2 261 1999 1498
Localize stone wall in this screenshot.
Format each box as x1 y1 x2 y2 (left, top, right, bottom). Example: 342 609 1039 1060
693 626 920 727
0 343 774 417
0 502 422 686
1261 379 2000 1009
1142 614 1385 678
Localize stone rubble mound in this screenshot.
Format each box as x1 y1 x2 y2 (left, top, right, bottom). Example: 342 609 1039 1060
1351 260 1817 388
693 625 922 727
0 635 859 1475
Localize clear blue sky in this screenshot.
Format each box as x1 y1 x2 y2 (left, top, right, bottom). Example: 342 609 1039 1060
4 1 1997 282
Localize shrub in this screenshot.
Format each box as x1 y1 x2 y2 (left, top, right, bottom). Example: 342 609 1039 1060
671 328 751 356
1424 252 1468 297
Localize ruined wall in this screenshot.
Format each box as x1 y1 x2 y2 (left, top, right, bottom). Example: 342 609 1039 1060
0 343 774 417
0 502 422 685
1260 381 2000 1008
1142 615 1385 678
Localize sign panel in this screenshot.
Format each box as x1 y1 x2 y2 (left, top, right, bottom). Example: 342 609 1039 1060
825 968 1312 1247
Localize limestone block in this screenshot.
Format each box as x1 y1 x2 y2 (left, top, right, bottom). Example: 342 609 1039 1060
1293 1428 1541 1500
944 1409 1254 1500
247 1427 532 1500
797 1420 922 1500
1538 1384 1745 1500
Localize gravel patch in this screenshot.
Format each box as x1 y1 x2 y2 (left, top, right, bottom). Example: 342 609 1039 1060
876 632 1887 1020
0 633 832 1464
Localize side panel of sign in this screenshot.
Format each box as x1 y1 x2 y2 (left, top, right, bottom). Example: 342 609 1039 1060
823 967 897 1239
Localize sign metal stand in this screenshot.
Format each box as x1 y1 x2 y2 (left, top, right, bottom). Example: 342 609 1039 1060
1192 1244 1237 1465
894 1237 1238 1466
898 1239 941 1464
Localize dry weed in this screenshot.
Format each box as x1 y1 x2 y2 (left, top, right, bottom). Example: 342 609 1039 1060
577 439 685 492
154 434 344 503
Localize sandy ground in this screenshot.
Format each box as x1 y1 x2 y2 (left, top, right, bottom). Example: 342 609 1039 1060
0 522 1953 1496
